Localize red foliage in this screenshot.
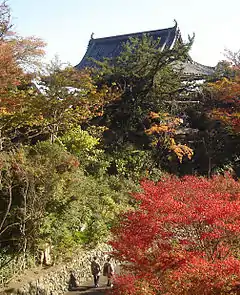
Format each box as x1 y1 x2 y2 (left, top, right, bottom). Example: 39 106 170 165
109 174 240 295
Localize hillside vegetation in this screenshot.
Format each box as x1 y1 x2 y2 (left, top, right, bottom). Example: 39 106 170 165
0 2 239 292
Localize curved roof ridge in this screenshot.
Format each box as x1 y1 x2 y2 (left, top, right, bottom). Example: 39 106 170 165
75 22 183 70
91 24 177 43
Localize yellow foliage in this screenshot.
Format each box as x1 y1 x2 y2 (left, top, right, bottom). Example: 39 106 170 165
0 107 10 115
169 138 194 163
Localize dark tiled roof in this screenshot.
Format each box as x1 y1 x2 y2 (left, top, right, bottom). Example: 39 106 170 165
75 24 215 78
76 24 179 69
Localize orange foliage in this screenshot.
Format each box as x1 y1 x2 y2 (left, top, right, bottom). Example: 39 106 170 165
146 112 193 162
0 1 46 114
145 123 170 134
0 41 23 92
146 112 183 135
209 76 240 104
208 73 240 133
210 108 240 133
148 111 160 119
169 138 194 163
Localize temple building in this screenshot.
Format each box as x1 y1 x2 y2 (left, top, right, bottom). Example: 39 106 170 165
76 22 215 79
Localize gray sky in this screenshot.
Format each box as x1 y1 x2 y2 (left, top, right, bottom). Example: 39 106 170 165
9 0 240 67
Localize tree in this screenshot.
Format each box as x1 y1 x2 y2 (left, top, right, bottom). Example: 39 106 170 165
92 34 196 176
0 1 45 150
207 76 240 133
0 1 45 92
0 61 118 150
31 62 118 144
205 49 240 134
194 50 240 177
0 143 80 251
0 1 135 285
110 174 240 295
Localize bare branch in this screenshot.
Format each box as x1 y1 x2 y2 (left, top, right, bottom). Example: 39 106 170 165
0 184 13 235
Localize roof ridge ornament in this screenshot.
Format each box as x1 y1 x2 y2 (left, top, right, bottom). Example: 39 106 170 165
169 19 179 50
173 19 178 28
91 32 94 39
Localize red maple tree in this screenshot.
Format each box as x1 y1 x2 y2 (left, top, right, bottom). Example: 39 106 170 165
110 174 240 295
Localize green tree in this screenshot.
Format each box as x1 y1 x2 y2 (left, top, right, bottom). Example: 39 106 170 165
92 34 195 176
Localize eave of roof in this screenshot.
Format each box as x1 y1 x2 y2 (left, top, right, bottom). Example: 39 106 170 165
76 23 178 69
172 61 215 79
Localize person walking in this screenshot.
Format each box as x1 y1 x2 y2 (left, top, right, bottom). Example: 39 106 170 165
103 257 114 287
91 256 101 287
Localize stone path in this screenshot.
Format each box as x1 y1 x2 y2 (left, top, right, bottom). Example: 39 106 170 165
66 265 120 295
65 276 111 295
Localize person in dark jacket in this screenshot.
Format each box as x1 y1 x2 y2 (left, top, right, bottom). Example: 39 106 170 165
91 256 101 287
103 257 114 287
